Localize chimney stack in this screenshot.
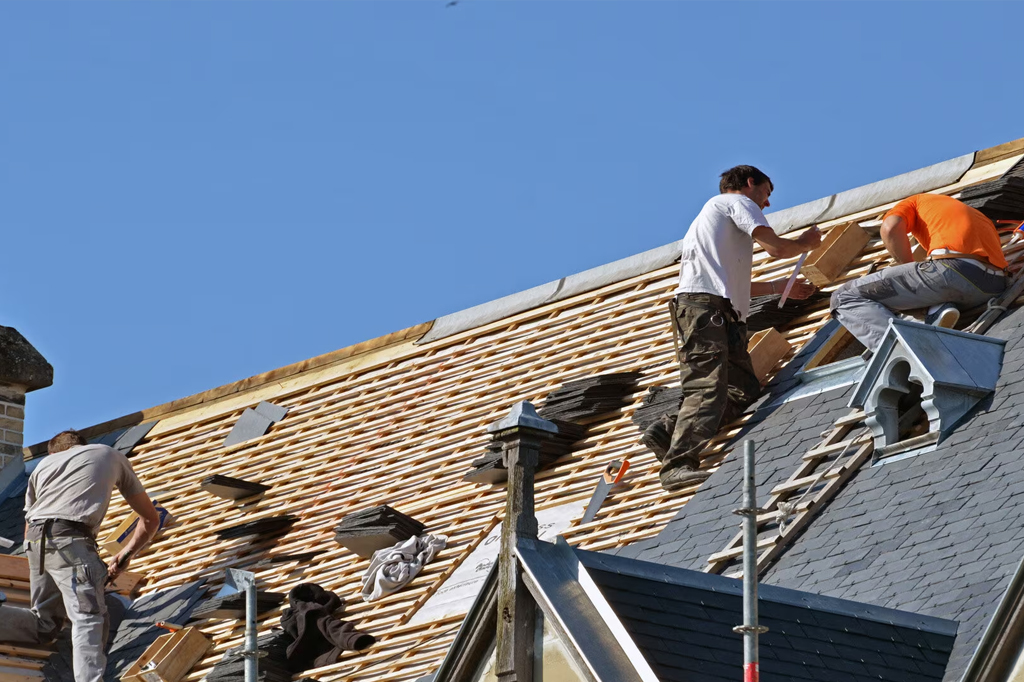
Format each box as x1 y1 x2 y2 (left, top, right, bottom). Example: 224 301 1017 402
0 326 52 492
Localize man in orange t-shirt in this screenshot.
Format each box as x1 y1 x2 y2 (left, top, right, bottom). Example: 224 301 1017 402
831 193 1007 351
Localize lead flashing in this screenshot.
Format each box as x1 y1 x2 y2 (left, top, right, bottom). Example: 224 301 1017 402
419 152 978 345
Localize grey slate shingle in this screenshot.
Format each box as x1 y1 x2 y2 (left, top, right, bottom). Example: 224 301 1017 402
612 305 1024 682
580 549 956 682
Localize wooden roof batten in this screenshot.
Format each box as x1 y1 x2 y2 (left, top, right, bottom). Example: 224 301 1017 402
10 137 1024 682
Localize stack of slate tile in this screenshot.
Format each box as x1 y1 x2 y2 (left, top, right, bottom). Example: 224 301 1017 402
464 373 640 485
207 632 293 682
462 419 588 484
334 505 426 558
536 373 641 424
960 176 1024 222
631 385 683 433
191 590 286 620
746 291 830 333
216 514 297 541
202 474 271 500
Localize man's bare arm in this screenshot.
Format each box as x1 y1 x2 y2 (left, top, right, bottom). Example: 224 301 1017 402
880 215 915 264
752 225 822 259
107 492 160 579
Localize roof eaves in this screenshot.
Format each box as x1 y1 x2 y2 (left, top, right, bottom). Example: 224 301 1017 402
578 547 958 639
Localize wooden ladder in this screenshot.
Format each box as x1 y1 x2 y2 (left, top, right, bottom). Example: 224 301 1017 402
705 409 873 577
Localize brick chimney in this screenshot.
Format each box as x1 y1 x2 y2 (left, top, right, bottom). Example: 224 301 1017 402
0 326 52 493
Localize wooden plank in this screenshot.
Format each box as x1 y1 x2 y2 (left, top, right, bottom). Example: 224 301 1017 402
0 668 45 682
802 221 872 287
974 137 1024 166
747 328 792 382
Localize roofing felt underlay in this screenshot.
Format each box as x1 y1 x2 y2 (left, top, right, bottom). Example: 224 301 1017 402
4 138 1024 681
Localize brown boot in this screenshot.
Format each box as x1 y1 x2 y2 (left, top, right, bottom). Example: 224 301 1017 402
660 462 711 491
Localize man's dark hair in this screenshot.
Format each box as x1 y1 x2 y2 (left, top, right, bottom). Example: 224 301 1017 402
48 429 87 454
720 165 773 193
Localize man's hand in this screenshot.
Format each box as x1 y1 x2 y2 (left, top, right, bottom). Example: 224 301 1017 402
797 226 822 250
107 551 130 582
787 277 817 300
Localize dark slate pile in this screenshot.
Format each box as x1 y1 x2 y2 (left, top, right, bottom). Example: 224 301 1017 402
536 373 641 423
207 632 293 682
463 419 587 484
202 474 271 500
960 176 1024 222
334 505 425 558
631 385 683 433
464 373 639 485
746 291 830 333
216 515 297 541
191 590 286 620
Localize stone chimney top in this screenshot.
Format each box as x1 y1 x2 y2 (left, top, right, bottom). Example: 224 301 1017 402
0 327 52 488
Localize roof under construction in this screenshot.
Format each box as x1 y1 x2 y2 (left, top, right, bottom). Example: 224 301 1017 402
3 136 1024 681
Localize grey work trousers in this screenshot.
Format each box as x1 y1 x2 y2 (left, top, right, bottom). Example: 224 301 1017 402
830 259 1007 351
0 537 109 682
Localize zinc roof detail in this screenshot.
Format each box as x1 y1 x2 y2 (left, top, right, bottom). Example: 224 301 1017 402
9 137 1024 681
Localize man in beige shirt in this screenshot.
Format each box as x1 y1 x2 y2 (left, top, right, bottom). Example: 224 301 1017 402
0 430 160 682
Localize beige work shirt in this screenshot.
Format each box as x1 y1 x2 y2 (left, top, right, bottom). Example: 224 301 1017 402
25 443 146 537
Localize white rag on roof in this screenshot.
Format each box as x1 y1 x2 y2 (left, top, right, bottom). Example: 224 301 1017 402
360 533 448 602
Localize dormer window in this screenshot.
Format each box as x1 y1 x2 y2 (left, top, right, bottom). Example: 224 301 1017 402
849 319 1005 461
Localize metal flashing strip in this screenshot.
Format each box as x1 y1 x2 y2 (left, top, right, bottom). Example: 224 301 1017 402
420 151 978 345
418 240 684 344
576 548 958 637
765 356 867 408
516 538 658 682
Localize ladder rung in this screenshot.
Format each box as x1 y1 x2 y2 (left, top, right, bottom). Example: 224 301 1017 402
802 436 872 461
835 410 866 426
771 468 840 496
707 535 775 564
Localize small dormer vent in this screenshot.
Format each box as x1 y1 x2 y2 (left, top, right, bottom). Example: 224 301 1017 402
849 319 1005 459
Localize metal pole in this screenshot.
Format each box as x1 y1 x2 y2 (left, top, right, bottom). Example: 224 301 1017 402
228 569 258 682
733 440 768 682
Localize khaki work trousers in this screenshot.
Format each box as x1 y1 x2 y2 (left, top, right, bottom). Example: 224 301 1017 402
0 537 109 682
663 293 761 474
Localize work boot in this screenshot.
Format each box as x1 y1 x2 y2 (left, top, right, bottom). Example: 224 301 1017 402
659 462 712 492
926 303 960 329
640 413 676 459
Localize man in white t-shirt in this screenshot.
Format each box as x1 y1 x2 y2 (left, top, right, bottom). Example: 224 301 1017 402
643 165 821 491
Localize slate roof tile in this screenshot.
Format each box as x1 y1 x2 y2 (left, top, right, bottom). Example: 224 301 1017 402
610 304 1024 681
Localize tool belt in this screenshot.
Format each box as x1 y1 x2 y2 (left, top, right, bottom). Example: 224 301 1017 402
27 519 95 575
673 292 739 322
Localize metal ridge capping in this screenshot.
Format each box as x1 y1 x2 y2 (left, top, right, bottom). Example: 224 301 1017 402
418 151 977 344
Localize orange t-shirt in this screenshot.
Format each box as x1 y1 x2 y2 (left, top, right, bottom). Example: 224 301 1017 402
885 193 1007 269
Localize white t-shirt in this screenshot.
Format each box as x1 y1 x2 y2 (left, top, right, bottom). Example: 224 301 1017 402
675 193 771 322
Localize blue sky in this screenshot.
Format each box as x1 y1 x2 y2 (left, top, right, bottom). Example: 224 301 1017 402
3 1 1023 445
